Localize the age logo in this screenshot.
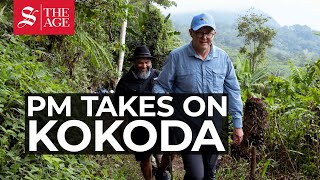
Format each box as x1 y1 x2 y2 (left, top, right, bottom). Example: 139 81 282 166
14 0 74 35
43 8 71 28
17 6 39 28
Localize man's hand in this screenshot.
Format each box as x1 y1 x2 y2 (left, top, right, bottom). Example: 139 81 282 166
233 128 244 145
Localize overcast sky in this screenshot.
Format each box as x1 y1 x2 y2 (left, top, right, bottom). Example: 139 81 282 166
160 0 320 30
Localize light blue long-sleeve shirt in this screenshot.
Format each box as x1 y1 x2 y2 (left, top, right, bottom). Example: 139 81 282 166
153 42 243 128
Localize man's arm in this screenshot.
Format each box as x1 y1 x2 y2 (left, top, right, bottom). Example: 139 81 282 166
223 56 244 145
153 53 176 94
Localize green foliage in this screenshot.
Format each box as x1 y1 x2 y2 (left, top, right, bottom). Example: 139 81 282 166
216 155 278 179
0 35 77 179
150 0 177 8
0 29 139 180
237 9 277 73
230 59 320 178
234 55 269 101
125 3 182 70
0 1 12 34
264 59 320 178
0 0 182 179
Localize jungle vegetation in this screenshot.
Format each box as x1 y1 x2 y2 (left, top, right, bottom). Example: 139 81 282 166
0 0 319 179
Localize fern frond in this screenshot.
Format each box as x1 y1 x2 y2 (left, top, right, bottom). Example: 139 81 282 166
76 31 113 69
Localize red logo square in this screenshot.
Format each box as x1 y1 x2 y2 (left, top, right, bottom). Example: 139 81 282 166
14 0 74 35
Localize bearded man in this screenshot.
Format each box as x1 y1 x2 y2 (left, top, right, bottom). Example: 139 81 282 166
115 45 170 180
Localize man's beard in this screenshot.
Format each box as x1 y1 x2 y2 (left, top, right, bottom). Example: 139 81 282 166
137 69 151 79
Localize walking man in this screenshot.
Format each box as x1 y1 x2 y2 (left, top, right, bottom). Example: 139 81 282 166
153 13 244 179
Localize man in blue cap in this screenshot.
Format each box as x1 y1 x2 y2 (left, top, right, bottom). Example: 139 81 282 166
153 13 244 179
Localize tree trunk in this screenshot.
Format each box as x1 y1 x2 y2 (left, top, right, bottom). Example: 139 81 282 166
116 0 129 85
250 146 256 180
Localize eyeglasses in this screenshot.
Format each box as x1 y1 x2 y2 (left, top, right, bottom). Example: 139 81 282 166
193 31 215 38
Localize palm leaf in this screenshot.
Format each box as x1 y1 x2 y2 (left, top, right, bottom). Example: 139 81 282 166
243 58 251 74
76 31 113 69
289 61 302 84
251 67 268 83
0 5 7 24
164 13 171 23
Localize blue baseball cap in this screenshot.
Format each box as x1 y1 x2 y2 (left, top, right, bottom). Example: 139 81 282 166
191 13 216 31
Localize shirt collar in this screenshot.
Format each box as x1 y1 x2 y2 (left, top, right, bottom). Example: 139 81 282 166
187 42 218 60
129 66 138 79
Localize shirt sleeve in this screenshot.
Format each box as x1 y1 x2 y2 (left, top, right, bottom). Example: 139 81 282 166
223 56 243 128
153 53 176 94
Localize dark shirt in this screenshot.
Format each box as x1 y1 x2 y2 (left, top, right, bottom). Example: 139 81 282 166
114 66 160 119
116 67 159 95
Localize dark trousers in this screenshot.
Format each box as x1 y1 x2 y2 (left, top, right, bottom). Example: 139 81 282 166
182 149 218 180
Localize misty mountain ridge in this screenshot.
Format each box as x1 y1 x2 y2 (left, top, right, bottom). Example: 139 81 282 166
167 10 320 68
169 9 281 27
